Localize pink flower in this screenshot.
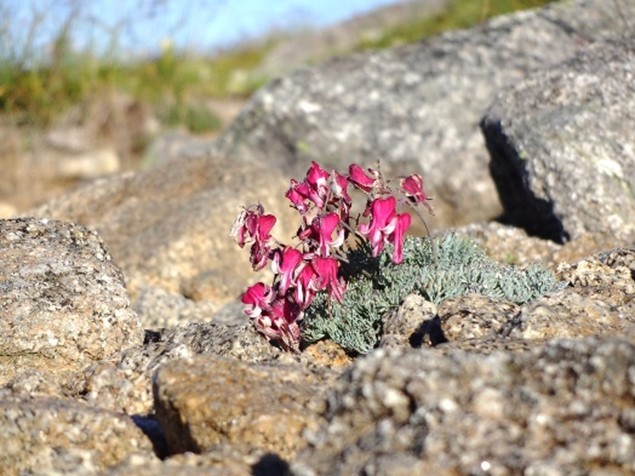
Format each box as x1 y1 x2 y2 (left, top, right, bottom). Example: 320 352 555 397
241 282 273 318
387 212 411 264
312 256 346 303
285 162 332 212
330 170 351 203
253 295 302 352
293 264 317 309
358 197 398 257
358 196 412 263
249 240 272 271
271 247 304 294
229 204 277 270
348 164 377 193
230 203 276 248
306 161 330 190
285 178 311 213
401 174 434 214
298 212 345 256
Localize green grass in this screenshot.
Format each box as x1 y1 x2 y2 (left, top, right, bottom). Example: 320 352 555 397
355 0 557 50
0 37 273 131
0 0 555 130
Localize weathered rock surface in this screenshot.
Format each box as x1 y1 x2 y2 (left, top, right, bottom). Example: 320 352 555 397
0 218 143 384
215 0 634 228
505 247 635 339
0 395 153 476
108 448 290 476
153 354 335 459
482 38 635 242
75 320 283 415
31 152 299 312
133 285 220 329
293 336 635 475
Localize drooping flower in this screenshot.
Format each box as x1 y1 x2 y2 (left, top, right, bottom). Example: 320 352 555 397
400 174 434 214
230 203 277 249
241 282 273 318
311 256 346 303
358 196 412 263
285 161 332 212
358 196 398 257
253 295 302 352
387 212 411 264
271 246 304 294
298 212 345 256
330 170 351 203
249 239 272 271
348 163 377 193
285 178 312 213
293 264 317 309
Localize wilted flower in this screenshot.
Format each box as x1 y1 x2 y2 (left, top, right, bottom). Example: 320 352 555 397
230 203 276 248
400 174 434 214
230 203 277 270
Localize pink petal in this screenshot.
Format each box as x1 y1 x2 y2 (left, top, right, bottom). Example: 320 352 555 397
312 256 345 302
389 213 411 264
272 247 304 293
348 164 376 193
306 161 329 188
241 282 272 317
330 170 351 203
257 214 276 241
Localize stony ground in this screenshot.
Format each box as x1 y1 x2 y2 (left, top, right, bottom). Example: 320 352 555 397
0 1 634 474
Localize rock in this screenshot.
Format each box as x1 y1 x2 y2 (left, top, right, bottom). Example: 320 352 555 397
0 218 143 384
76 320 283 415
31 152 299 309
378 294 437 348
0 395 153 475
107 447 289 476
215 0 633 229
482 38 635 243
255 0 450 78
133 285 220 329
54 148 121 179
436 294 520 342
504 247 635 340
143 130 221 166
457 221 629 271
293 336 635 475
153 354 334 459
455 221 562 267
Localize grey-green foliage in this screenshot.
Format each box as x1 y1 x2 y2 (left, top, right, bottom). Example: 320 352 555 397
301 233 564 354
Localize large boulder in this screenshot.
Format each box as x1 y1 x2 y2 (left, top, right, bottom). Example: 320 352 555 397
215 0 634 228
293 335 635 474
482 38 635 243
32 150 299 311
0 218 143 384
153 355 334 459
0 394 153 475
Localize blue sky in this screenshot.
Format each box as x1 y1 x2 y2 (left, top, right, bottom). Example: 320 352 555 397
5 0 403 59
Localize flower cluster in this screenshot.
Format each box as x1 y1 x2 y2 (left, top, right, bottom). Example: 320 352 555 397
230 161 432 351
